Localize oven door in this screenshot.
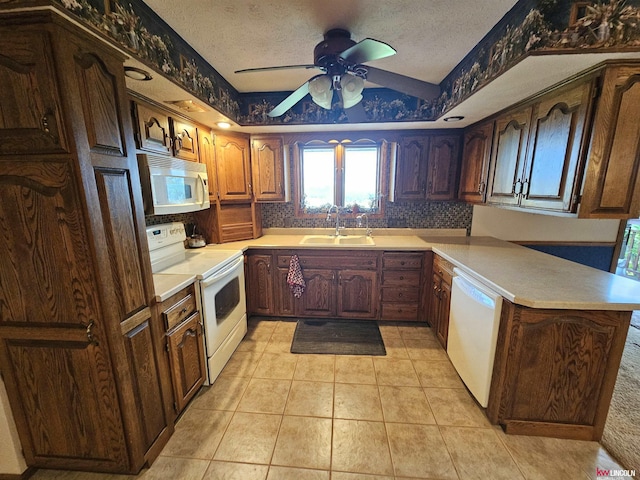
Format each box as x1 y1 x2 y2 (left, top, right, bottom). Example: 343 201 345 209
199 256 247 357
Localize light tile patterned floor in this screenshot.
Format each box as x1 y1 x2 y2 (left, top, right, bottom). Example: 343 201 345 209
31 318 633 480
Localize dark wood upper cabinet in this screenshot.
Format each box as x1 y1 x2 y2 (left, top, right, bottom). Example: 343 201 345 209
427 134 461 200
170 117 199 162
131 101 172 155
486 106 532 207
458 120 494 203
0 30 68 155
251 135 289 202
392 132 461 202
393 134 430 201
580 64 640 219
215 132 253 202
484 81 594 215
198 127 217 199
520 81 593 212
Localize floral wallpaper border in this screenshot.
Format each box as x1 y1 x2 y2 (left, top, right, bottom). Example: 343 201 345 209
45 0 640 126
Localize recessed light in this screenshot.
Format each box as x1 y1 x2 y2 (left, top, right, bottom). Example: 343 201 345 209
124 66 152 81
166 100 207 113
217 122 231 129
443 115 465 122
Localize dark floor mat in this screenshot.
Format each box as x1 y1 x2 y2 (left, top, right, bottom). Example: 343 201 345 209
291 319 386 355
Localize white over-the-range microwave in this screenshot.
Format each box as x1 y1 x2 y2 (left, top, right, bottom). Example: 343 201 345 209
137 154 210 215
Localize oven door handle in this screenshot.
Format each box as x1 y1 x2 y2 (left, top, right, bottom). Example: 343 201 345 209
201 256 243 288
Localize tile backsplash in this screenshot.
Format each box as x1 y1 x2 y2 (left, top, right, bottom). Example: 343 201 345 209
261 201 473 231
144 202 473 234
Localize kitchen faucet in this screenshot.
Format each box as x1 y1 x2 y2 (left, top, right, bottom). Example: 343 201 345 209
357 213 373 237
326 205 344 236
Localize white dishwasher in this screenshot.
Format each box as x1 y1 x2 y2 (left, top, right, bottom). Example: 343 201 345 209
447 268 503 407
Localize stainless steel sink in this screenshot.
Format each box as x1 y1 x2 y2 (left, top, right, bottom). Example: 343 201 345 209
299 235 375 246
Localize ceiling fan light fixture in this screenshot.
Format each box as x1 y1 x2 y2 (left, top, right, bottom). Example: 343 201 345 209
341 74 364 109
309 75 333 109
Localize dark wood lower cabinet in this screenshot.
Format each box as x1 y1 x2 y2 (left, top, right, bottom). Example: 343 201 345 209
487 299 631 440
430 255 454 348
159 284 206 417
247 250 384 320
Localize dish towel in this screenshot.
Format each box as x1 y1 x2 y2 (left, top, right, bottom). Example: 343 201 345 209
287 254 306 298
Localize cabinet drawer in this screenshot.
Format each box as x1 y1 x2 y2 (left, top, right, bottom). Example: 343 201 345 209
433 255 454 278
381 270 421 286
163 292 197 331
381 303 419 321
381 287 420 303
277 254 378 270
382 253 423 269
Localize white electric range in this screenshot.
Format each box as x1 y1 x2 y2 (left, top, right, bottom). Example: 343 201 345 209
147 223 247 385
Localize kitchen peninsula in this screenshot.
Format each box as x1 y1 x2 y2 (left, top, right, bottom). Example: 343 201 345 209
196 230 640 441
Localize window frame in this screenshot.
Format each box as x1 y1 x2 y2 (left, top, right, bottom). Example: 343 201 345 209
293 138 389 219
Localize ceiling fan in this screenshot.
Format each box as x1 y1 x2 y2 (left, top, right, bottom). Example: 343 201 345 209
234 29 441 119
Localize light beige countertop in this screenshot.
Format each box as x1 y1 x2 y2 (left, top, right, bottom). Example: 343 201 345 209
201 228 640 312
152 273 196 302
425 236 640 311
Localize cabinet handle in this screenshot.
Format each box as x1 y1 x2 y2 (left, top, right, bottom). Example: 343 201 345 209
180 307 188 315
86 321 99 346
398 292 403 297
267 263 271 274
400 261 405 265
399 275 404 280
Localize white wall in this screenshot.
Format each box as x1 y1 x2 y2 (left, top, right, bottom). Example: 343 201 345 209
470 205 621 242
0 377 27 475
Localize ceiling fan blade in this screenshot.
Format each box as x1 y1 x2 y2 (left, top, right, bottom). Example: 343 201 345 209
339 38 396 65
363 66 440 100
235 64 320 74
268 80 312 117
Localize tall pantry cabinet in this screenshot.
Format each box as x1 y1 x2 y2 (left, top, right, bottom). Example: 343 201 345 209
0 10 172 474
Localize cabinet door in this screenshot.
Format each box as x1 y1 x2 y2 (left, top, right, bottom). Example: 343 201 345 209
215 133 253 201
488 301 629 440
436 279 451 349
171 118 199 162
428 273 441 331
275 268 296 316
167 313 206 414
427 134 461 200
337 269 378 319
77 46 171 464
580 65 640 218
458 121 494 203
486 107 532 206
0 30 67 155
520 82 592 212
252 136 288 201
394 134 429 200
198 128 217 200
0 160 129 471
298 269 336 317
132 102 171 155
246 254 274 315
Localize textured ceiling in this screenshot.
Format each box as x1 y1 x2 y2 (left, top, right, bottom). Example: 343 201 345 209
143 0 519 94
